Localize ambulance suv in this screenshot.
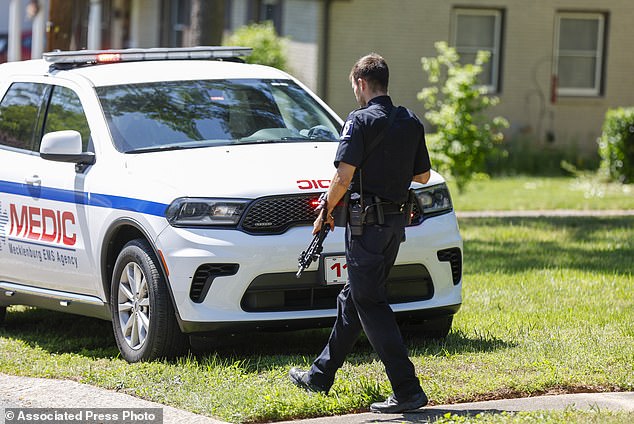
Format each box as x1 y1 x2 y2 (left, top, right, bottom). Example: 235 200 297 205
0 47 462 362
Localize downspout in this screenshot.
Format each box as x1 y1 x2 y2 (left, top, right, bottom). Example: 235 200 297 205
318 0 332 102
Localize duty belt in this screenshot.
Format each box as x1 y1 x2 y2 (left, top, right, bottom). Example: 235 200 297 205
364 200 405 225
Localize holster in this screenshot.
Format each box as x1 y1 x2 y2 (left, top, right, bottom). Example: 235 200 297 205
404 189 416 225
332 190 350 227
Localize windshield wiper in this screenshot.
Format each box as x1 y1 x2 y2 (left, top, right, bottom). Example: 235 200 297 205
235 137 309 145
125 143 215 154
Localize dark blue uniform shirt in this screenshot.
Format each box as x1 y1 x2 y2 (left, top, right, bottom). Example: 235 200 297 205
334 95 431 204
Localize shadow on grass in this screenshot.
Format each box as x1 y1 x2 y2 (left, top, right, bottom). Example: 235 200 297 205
0 307 119 358
189 326 514 371
1 307 512 367
461 216 634 275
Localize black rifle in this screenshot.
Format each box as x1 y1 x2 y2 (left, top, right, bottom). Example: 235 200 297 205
296 218 330 278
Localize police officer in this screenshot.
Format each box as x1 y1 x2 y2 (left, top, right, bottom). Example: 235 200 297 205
289 53 432 413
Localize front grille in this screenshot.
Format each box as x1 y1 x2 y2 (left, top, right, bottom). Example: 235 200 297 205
241 264 433 312
437 248 462 285
241 193 320 234
241 193 424 235
190 263 239 303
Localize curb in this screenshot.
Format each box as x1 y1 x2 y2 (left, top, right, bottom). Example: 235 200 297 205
282 392 634 424
2 374 633 424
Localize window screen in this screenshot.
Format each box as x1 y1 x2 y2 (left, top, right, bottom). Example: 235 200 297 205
555 13 605 96
453 8 503 92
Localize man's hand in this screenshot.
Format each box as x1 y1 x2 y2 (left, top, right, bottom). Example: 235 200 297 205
313 209 335 235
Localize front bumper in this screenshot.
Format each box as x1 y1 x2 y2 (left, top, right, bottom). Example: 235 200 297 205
156 212 463 334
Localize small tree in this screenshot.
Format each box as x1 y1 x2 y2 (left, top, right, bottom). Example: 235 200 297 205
418 41 508 192
598 107 634 184
224 22 289 71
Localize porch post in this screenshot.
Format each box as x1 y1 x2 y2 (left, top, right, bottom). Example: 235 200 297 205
8 0 22 61
88 0 103 50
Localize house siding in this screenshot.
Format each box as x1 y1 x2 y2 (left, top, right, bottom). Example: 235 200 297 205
283 0 320 92
226 0 321 91
325 0 634 155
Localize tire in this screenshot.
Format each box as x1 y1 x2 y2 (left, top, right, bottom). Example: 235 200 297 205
401 315 454 341
110 239 188 362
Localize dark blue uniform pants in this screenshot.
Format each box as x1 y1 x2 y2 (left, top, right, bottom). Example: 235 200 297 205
308 214 422 399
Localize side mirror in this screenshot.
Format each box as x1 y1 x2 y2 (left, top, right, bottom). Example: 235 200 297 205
40 130 95 169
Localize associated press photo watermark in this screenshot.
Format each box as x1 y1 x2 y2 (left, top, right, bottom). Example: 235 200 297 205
3 408 162 424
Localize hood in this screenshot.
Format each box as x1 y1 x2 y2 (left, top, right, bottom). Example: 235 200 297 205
123 142 339 199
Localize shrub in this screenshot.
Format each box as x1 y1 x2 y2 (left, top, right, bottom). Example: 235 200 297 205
598 107 634 183
224 22 288 71
486 135 600 176
418 41 508 192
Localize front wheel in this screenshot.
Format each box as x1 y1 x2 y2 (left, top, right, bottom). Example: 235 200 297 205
110 239 188 362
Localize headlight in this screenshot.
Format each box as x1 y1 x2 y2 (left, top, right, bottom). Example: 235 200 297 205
165 198 249 227
413 183 453 218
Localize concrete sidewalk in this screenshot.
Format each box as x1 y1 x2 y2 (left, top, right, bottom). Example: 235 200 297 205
1 374 633 424
456 209 634 218
0 374 223 424
283 392 634 424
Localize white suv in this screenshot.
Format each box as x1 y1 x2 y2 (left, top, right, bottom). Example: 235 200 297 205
0 47 462 362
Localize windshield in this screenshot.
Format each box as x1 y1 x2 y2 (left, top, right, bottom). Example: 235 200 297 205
96 79 341 153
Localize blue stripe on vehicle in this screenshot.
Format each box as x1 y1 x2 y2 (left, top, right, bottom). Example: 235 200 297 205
0 179 168 217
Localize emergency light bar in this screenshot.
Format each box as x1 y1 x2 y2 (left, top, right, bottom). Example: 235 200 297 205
43 46 253 68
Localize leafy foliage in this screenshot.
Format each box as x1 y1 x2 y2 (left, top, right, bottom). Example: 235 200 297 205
598 107 634 183
418 41 508 192
224 22 289 71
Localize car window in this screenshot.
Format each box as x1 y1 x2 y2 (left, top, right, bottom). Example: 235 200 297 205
0 82 48 151
96 79 341 153
42 85 91 151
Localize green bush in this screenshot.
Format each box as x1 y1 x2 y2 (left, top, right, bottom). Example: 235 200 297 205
418 42 508 192
598 107 634 183
224 22 288 71
486 135 600 176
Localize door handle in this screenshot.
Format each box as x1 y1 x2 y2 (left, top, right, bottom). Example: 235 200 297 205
25 175 41 186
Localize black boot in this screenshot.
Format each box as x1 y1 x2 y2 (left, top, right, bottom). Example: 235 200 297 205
370 391 428 413
288 367 328 394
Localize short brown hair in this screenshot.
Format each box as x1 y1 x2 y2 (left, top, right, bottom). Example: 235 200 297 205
349 53 389 92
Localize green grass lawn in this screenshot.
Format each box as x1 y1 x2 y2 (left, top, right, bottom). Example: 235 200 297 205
449 176 634 211
1 215 632 423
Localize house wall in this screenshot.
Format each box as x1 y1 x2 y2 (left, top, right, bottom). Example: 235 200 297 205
282 0 320 92
227 0 322 92
129 0 161 47
326 0 634 155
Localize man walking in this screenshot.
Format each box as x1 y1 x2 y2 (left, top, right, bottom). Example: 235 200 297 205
289 53 432 413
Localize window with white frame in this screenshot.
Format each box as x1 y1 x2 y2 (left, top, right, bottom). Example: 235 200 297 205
452 8 503 92
554 13 606 96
